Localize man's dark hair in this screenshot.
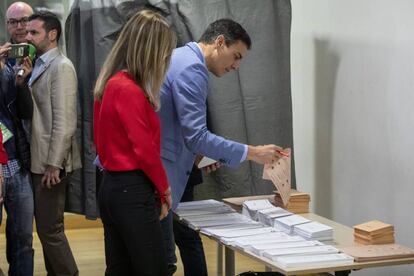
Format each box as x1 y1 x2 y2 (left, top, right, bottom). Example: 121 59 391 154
29 11 62 42
198 19 251 49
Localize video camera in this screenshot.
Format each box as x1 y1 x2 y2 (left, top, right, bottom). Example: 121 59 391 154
7 43 36 60
7 43 36 76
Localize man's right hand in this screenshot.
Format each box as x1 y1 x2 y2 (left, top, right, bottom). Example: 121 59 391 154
41 166 61 189
15 57 32 86
247 144 290 165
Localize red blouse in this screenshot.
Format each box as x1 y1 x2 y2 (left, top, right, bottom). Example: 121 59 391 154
93 71 169 201
0 129 8 164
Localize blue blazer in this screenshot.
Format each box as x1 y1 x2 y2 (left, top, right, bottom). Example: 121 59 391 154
159 42 245 209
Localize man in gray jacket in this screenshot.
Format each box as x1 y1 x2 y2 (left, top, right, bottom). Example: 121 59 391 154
26 11 81 276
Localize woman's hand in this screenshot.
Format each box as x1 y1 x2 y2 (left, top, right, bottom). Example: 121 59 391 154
159 187 172 220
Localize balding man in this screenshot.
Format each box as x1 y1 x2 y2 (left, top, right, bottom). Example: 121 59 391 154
6 2 33 44
0 1 34 275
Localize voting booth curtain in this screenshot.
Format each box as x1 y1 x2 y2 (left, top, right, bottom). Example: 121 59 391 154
65 0 294 218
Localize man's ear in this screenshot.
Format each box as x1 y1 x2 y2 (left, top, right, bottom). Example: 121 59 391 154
214 34 225 49
48 29 58 42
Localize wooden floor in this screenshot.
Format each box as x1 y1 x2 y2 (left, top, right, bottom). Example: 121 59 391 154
0 222 267 275
0 215 328 275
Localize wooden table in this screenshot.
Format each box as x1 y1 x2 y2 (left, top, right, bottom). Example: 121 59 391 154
207 197 414 276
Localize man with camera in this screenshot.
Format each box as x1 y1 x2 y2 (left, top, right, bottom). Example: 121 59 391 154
0 1 35 275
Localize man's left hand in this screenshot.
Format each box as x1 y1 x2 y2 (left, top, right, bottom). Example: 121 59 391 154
0 43 12 70
41 166 61 189
203 162 221 174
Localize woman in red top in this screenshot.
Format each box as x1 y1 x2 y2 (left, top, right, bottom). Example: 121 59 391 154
93 10 176 276
0 128 8 204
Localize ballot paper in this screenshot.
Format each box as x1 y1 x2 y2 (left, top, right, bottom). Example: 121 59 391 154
274 214 311 234
257 206 293 226
220 232 293 246
182 212 243 223
263 245 339 261
200 223 262 237
175 200 235 218
275 253 354 268
242 199 275 220
217 226 277 239
293 221 333 241
205 226 277 239
176 199 221 209
197 156 217 168
353 220 395 245
263 149 291 205
187 213 256 230
233 233 304 249
247 240 324 256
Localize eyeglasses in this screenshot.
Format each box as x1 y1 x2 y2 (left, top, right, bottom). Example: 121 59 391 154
7 17 29 27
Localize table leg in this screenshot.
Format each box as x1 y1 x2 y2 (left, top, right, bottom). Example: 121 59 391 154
217 243 223 276
225 247 235 276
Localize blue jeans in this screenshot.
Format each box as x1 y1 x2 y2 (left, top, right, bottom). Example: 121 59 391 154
1 170 34 276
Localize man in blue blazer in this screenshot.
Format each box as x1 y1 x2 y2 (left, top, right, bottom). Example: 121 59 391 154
159 19 287 275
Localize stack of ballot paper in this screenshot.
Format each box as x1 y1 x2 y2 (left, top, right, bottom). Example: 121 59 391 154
175 199 236 219
262 245 339 261
275 253 354 268
293 221 333 241
274 189 310 213
353 220 395 245
183 212 255 230
199 220 268 236
204 226 277 240
263 151 291 206
241 199 275 221
257 206 293 226
247 240 324 256
230 232 302 248
222 195 275 212
274 214 311 234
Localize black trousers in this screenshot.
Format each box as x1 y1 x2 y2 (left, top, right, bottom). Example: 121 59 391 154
173 175 207 276
98 170 167 276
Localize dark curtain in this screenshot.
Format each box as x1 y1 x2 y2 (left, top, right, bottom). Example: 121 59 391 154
65 0 294 218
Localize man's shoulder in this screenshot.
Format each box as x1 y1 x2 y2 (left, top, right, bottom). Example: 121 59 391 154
172 44 204 67
50 52 76 75
54 52 75 67
168 45 207 79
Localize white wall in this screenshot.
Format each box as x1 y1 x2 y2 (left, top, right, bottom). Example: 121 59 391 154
291 1 414 275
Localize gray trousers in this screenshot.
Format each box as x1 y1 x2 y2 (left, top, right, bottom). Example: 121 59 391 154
33 173 78 276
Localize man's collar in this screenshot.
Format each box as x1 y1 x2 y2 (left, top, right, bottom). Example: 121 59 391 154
37 47 59 65
187 42 205 64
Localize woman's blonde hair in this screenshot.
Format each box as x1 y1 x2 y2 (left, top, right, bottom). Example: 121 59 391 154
93 10 177 110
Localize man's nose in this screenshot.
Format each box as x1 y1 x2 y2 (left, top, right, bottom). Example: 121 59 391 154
231 60 240 70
